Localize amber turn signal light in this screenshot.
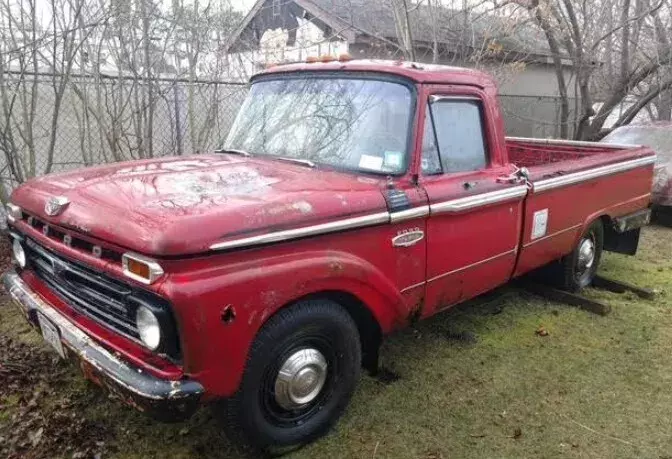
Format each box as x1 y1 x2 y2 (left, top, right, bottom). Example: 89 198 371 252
122 253 164 285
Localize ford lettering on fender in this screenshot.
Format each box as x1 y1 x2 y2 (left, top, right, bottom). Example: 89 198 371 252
3 60 655 453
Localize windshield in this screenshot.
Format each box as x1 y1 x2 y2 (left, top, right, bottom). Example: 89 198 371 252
223 76 414 174
602 126 672 160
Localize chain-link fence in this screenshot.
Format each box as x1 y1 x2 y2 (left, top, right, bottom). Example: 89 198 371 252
0 71 249 199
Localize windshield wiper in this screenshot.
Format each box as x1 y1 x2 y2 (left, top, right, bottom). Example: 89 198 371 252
272 157 316 168
214 148 251 157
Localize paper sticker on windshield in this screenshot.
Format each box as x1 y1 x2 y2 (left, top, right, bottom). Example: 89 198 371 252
359 155 384 171
384 151 403 170
532 209 549 240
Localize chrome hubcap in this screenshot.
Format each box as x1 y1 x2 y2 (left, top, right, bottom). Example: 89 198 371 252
577 238 595 272
274 348 328 410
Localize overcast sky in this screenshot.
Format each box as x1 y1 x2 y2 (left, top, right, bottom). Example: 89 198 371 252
230 0 256 11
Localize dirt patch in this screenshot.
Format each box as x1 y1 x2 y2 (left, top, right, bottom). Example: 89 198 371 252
0 333 114 459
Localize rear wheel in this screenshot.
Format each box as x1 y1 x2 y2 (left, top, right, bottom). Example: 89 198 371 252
560 219 604 292
216 299 361 454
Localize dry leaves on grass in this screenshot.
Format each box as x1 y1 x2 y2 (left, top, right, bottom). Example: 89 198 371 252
535 326 549 337
0 334 114 459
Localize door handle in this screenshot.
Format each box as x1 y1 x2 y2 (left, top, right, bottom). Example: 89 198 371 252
463 181 477 190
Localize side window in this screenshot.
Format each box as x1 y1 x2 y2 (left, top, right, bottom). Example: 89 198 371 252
429 98 488 173
421 106 442 175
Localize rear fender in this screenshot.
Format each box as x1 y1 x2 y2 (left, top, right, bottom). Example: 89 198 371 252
574 193 651 250
577 208 650 256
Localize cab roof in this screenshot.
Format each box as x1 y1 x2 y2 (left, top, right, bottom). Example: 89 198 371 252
253 59 497 88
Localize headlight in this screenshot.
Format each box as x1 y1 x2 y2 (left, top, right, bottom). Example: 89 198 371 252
6 203 22 223
12 239 26 268
136 305 161 350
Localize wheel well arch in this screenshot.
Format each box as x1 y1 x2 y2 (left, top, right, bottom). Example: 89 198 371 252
598 214 611 228
597 214 611 245
575 213 610 247
280 290 383 372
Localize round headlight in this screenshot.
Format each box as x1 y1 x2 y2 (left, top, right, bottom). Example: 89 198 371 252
136 306 161 350
12 239 26 268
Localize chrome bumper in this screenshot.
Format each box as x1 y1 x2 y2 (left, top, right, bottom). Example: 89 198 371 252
3 269 203 421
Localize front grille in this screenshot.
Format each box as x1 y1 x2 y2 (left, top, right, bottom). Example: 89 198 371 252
24 238 159 347
22 212 122 264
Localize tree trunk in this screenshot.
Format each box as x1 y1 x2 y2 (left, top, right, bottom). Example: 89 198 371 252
656 89 672 121
528 0 570 138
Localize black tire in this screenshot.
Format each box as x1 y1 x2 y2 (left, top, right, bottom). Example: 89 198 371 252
216 299 361 454
560 219 604 292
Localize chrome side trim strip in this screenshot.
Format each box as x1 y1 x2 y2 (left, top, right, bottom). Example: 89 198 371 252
506 136 642 150
532 156 657 193
426 249 517 284
390 205 430 223
430 186 527 215
400 280 426 294
210 212 390 251
522 224 582 248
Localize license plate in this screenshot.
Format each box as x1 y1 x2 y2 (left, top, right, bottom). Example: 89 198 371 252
37 313 66 359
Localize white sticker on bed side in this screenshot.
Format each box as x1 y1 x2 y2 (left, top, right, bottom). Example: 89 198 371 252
532 209 549 240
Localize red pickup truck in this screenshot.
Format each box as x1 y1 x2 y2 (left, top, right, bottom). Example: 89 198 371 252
3 60 655 452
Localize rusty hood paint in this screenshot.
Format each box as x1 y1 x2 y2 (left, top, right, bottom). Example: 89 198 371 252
10 155 389 256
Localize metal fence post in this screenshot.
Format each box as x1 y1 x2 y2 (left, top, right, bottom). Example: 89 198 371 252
173 81 183 156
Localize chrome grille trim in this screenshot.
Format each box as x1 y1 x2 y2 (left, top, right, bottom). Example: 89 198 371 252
23 238 143 344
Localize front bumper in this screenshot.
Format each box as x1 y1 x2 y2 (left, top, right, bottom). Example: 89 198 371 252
3 269 204 421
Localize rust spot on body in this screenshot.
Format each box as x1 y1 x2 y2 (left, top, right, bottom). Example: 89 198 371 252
328 260 345 274
408 297 424 324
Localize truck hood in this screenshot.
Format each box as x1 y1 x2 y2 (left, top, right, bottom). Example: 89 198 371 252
10 155 388 256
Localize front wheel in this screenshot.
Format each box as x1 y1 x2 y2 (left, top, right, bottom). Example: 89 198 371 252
216 299 361 453
560 219 604 292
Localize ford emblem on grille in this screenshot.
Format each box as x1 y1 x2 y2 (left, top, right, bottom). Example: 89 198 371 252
45 196 70 216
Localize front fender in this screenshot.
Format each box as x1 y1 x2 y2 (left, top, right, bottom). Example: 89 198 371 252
162 249 406 397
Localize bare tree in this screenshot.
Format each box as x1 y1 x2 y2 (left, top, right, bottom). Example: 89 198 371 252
516 0 672 139
0 0 244 202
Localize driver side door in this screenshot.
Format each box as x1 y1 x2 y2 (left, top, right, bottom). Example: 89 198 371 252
419 88 526 316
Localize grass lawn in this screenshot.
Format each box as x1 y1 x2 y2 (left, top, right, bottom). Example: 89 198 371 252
2 225 672 458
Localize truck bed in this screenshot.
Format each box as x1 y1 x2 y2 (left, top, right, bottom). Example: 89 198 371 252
506 136 656 278
506 137 653 183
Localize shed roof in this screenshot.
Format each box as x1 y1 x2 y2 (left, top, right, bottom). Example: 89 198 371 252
228 0 557 61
